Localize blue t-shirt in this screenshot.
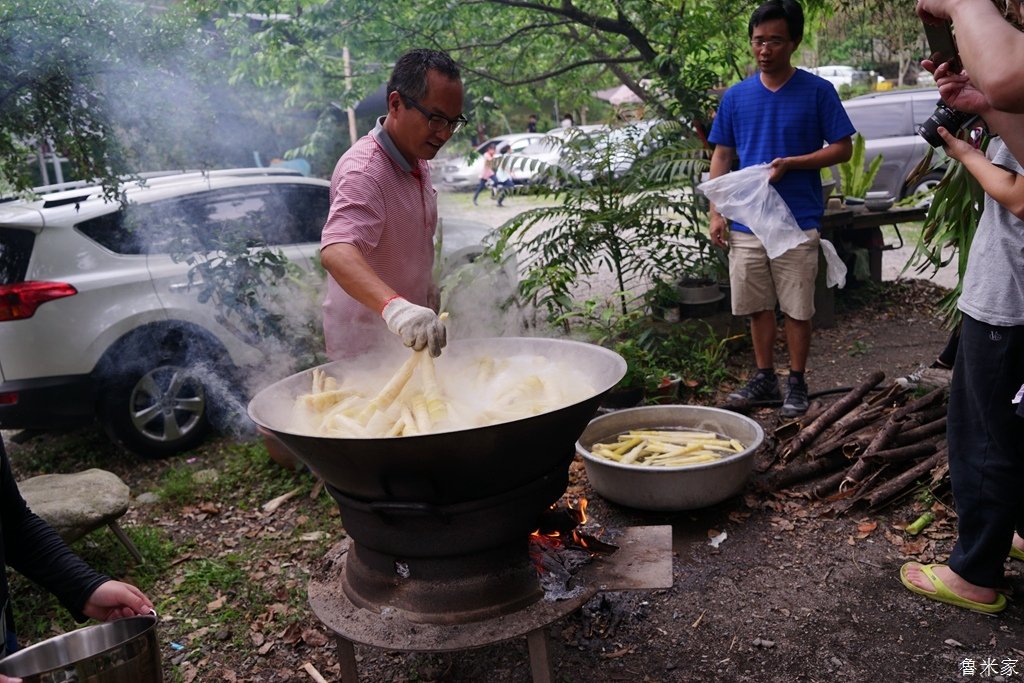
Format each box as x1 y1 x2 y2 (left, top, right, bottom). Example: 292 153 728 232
708 69 855 232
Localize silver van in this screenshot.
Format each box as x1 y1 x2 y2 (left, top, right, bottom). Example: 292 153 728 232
841 88 948 199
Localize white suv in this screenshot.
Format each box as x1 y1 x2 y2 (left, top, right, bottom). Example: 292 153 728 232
0 168 506 456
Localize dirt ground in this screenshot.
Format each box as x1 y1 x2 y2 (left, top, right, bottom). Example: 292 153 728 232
7 278 1023 683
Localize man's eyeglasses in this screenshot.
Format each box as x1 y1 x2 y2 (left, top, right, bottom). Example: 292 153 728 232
750 38 788 49
399 92 468 134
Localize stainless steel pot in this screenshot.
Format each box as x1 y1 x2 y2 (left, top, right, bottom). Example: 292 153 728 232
248 337 626 505
0 612 161 683
576 405 765 511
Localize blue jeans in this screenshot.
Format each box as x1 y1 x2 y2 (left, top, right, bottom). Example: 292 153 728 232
494 179 514 205
472 178 492 203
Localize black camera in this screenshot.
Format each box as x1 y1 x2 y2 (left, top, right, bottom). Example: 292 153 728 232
916 101 979 147
915 21 978 147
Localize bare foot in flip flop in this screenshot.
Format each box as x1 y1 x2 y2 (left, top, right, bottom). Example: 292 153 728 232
901 562 1005 613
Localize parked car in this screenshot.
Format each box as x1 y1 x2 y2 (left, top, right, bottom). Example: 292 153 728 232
505 125 607 185
841 88 948 200
576 119 664 183
507 121 666 186
801 65 874 91
438 133 543 190
0 168 506 456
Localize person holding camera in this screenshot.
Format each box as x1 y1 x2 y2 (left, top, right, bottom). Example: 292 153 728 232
706 0 854 418
899 70 1024 612
917 1 1024 163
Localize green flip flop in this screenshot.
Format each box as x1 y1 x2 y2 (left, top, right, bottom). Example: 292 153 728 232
900 562 1007 614
1011 545 1024 562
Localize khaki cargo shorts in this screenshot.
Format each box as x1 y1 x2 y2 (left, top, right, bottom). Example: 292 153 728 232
728 230 819 321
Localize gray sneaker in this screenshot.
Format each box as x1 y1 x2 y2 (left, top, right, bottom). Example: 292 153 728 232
896 366 952 390
895 366 926 389
780 380 809 417
727 372 781 402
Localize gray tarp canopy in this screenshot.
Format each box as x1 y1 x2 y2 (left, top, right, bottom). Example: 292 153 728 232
353 83 388 117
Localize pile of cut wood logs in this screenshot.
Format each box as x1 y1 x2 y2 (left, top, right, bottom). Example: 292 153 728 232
750 371 949 513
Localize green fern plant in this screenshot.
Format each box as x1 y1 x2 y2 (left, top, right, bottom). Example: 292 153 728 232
838 133 883 199
907 148 984 326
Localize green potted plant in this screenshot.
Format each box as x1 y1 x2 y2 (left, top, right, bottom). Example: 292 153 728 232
609 336 683 406
837 133 883 203
673 230 727 318
645 277 681 322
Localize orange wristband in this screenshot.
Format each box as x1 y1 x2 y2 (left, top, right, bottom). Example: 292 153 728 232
380 294 402 315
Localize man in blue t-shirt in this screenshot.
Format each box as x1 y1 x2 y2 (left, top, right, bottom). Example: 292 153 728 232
707 0 855 417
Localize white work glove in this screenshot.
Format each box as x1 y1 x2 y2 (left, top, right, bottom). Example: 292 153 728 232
381 297 447 357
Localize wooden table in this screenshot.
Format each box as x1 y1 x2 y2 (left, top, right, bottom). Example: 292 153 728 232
814 204 929 328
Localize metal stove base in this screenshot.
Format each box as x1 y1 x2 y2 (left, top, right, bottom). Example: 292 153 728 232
308 525 673 683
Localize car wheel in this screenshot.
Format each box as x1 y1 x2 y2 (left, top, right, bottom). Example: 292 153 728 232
96 327 232 457
904 172 944 207
101 360 211 458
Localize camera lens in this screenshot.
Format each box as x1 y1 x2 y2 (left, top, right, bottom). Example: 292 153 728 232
916 102 979 147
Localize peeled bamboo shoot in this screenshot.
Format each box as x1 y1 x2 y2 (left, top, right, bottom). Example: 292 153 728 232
588 429 745 468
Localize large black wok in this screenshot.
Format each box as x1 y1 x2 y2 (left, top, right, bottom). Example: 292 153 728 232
248 337 625 505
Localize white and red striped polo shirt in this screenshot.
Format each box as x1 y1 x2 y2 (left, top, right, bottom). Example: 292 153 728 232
321 117 438 359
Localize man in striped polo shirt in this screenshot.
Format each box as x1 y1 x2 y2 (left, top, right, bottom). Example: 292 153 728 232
707 0 854 417
321 49 466 360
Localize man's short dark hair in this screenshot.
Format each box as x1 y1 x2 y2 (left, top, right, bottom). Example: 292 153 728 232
749 0 804 44
387 49 461 101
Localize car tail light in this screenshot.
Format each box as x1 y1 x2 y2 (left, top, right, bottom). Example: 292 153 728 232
0 282 78 321
0 392 17 406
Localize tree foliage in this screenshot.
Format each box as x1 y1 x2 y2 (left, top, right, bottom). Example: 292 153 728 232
491 121 712 320
0 1 198 194
190 0 835 159
0 0 322 194
2 0 846 190
813 1 924 83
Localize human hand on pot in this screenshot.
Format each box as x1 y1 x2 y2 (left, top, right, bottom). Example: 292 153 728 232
82 580 154 622
0 673 23 682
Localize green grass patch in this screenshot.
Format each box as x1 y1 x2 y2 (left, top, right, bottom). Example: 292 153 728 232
7 427 133 476
153 439 320 509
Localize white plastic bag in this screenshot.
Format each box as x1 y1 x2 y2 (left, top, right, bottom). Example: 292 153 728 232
697 164 809 259
819 238 847 289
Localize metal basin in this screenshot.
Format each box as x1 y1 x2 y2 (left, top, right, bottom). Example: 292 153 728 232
576 405 765 511
0 613 161 683
248 337 626 505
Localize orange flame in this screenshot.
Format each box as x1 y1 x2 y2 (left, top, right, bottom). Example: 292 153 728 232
529 498 590 548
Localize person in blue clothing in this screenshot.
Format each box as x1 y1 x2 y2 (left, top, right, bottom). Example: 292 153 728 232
707 0 854 417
